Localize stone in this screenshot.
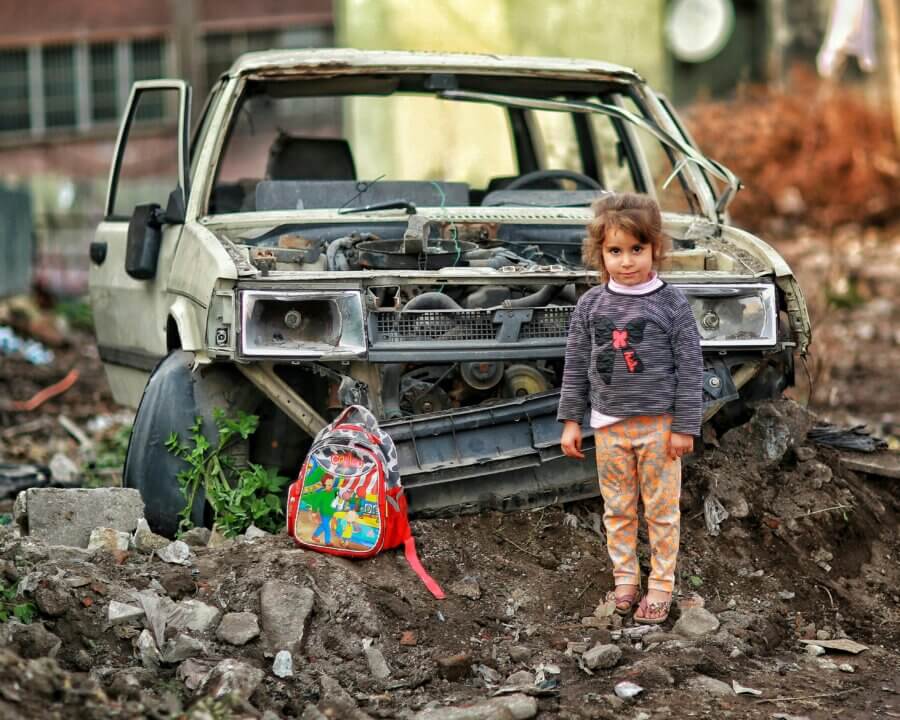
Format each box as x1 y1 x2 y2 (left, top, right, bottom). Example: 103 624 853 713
161 634 205 663
839 663 854 673
674 608 720 639
132 519 170 553
805 644 826 657
48 453 81 486
87 527 131 552
170 599 222 633
613 681 643 700
108 601 145 626
259 580 315 654
413 693 537 719
243 524 270 540
795 446 816 462
816 658 839 671
449 578 482 600
203 659 265 701
506 670 535 686
179 527 211 547
216 612 260 646
0 621 62 658
15 488 144 548
816 629 832 641
158 567 195 599
436 652 472 681
687 675 734 697
583 643 622 670
273 650 293 678
136 629 161 670
508 645 531 663
364 641 391 680
156 541 192 565
177 658 215 691
34 583 69 617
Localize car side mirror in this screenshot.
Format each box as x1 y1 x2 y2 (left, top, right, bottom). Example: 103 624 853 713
125 203 165 280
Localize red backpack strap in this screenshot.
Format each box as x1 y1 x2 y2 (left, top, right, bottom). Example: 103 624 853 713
402 535 445 599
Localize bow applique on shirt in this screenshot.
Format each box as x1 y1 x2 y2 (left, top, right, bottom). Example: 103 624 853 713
594 317 646 384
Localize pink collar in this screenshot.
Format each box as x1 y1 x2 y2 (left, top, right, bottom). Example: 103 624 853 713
608 271 663 295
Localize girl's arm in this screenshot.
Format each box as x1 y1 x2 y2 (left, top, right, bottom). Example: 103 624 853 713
669 296 704 437
557 299 592 425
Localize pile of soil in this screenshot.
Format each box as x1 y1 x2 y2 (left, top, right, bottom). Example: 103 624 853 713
684 68 900 234
1 399 898 719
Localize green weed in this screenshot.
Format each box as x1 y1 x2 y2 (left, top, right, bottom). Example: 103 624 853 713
165 409 289 538
0 579 37 624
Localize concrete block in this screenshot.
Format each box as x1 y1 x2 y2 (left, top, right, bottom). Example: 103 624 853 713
15 488 145 548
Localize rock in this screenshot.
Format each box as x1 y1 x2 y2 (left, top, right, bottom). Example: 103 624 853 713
816 629 832 641
177 658 215 691
259 581 315 654
87 527 131 552
795 446 816 462
1 621 62 658
179 527 211 547
48 453 81 486
801 460 833 487
171 599 221 633
583 643 622 670
15 488 144 548
436 652 472 681
216 612 260 646
475 663 501 685
300 705 328 720
839 663 854 673
805 644 826 657
132 519 170 553
243 524 270 540
413 693 537 719
156 541 192 565
136 629 161 670
687 675 734 697
158 567 195 599
506 670 535 686
508 645 531 663
613 681 643 700
449 578 482 600
720 400 813 466
273 650 293 678
203 659 265 701
364 641 391 680
161 634 205 663
34 583 69 617
816 658 839 671
108 601 145 626
674 608 720 639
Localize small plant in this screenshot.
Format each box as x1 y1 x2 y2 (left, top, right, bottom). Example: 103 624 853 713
165 409 289 538
83 424 132 488
0 580 37 624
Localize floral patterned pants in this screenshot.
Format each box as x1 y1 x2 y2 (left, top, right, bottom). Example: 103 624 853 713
594 415 681 593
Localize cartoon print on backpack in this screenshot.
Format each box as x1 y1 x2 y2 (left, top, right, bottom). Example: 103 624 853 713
594 316 646 384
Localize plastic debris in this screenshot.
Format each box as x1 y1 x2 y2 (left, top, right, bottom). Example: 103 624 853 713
614 681 643 699
704 495 729 536
731 680 762 696
0 326 54 365
808 423 888 452
273 650 293 678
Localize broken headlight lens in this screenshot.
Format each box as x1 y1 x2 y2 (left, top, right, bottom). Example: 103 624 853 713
679 284 777 347
239 290 366 359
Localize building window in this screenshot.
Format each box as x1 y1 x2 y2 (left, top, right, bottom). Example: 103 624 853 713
90 43 118 123
42 45 78 128
0 49 30 132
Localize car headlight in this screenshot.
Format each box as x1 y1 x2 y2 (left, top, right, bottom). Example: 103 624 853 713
679 284 777 347
239 290 366 359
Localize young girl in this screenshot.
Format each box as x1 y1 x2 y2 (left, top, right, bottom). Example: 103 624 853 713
558 193 703 625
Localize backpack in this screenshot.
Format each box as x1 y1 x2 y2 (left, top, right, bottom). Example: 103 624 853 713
286 405 445 599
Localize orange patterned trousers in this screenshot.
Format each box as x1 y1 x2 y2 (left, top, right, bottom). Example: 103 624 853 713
594 415 681 593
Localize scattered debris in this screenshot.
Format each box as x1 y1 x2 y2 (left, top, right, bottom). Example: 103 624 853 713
809 423 888 452
797 638 869 654
614 681 644 700
732 680 763 696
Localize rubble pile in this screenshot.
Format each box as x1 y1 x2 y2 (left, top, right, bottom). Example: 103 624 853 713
685 68 900 233
0 400 898 719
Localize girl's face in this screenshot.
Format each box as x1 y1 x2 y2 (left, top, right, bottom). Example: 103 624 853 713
601 227 653 286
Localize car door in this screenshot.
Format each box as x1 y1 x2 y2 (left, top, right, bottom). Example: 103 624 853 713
89 80 191 408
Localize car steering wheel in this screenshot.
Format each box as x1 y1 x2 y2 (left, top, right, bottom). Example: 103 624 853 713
505 169 603 191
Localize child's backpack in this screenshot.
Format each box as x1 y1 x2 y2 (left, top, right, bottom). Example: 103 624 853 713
286 405 445 599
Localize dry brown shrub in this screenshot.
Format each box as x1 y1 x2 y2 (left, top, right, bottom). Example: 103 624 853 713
683 67 900 233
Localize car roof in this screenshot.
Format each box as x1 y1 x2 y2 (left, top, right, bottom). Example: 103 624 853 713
227 47 644 85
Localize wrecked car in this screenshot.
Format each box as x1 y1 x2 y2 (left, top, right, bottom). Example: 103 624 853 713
88 49 810 536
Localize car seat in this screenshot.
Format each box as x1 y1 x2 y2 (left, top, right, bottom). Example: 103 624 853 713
266 132 357 181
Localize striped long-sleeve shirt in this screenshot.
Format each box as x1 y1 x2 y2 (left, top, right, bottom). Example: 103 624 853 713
556 282 704 435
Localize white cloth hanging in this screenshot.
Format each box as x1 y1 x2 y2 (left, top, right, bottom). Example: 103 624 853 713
816 0 878 77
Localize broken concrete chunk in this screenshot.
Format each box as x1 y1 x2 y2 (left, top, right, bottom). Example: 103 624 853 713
161 633 205 664
170 599 222 634
216 612 260 646
179 526 211 547
688 675 733 696
203 659 265 701
259 581 315 654
108 601 145 626
132 519 169 553
156 540 192 565
136 629 161 670
176 658 215 691
363 640 391 680
88 528 131 552
673 608 721 639
273 650 293 678
413 693 537 720
15 488 144 548
583 643 622 670
243 524 270 540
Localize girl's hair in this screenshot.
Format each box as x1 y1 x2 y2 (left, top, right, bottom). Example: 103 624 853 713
583 193 667 282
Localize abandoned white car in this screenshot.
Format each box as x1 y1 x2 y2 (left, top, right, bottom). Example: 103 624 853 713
89 49 810 536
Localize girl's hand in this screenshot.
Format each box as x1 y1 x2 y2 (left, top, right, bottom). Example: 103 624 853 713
561 421 585 459
668 431 693 460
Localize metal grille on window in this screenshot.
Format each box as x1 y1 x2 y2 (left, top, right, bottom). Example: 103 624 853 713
90 43 118 123
0 49 29 132
43 45 77 129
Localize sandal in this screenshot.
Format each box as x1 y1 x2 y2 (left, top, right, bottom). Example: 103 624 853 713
605 586 641 616
634 595 672 625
